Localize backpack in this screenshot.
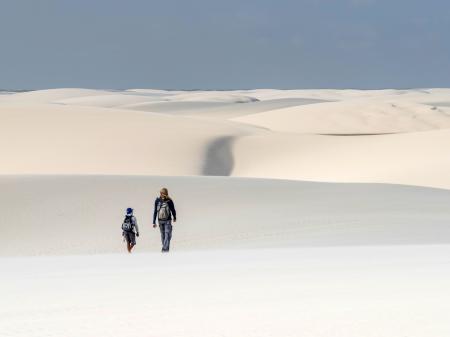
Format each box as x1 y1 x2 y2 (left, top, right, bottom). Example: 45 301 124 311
122 215 134 232
158 199 171 221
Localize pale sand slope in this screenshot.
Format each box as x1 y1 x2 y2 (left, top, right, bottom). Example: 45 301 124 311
2 88 450 336
0 88 116 102
0 102 256 175
1 175 449 256
1 176 450 336
2 246 449 337
1 88 450 188
232 129 450 188
232 98 450 134
119 97 328 119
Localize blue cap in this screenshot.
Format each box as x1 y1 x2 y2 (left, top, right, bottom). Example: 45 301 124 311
126 208 133 215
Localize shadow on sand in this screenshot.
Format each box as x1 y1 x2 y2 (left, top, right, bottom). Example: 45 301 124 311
202 136 236 176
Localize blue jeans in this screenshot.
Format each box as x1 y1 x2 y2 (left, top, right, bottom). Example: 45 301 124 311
159 220 172 251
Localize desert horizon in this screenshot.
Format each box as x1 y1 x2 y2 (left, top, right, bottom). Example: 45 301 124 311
1 87 450 336
2 0 450 335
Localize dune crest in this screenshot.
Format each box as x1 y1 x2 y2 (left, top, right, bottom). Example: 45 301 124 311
1 88 450 188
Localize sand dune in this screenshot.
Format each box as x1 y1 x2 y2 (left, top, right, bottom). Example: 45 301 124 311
0 88 115 103
2 88 450 337
165 91 259 103
2 245 450 337
0 102 248 175
1 88 450 188
1 175 449 256
232 129 450 189
2 174 450 336
233 98 450 134
54 93 164 108
123 97 328 120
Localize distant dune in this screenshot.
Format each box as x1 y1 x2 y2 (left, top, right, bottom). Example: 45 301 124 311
1 87 450 256
1 88 450 188
2 88 450 337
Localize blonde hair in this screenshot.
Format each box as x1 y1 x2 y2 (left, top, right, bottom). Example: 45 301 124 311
160 188 170 199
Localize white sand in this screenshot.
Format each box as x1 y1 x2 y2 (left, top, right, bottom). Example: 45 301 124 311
232 129 450 188
1 88 450 336
2 175 449 256
232 99 450 134
2 246 450 337
1 175 450 336
1 88 450 187
0 102 249 175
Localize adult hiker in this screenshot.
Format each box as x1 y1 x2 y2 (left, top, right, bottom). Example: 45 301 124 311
122 207 139 253
153 188 177 252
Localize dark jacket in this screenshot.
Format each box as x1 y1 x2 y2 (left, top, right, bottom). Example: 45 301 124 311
153 197 176 224
122 215 139 234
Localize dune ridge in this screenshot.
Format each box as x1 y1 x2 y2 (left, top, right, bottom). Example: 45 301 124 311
1 88 450 188
2 88 450 336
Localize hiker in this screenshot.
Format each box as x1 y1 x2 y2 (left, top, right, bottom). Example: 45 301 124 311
153 188 177 252
122 207 139 253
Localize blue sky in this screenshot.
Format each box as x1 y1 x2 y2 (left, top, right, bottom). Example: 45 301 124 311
1 0 449 89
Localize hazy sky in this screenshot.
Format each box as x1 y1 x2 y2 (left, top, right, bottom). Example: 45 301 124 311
1 0 449 89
